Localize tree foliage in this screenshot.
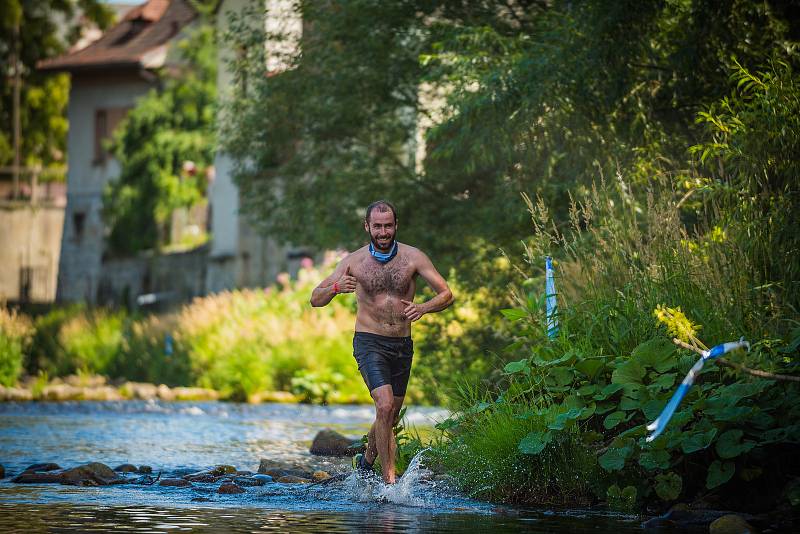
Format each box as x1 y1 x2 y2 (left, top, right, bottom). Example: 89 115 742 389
0 0 113 182
220 0 798 270
104 23 217 255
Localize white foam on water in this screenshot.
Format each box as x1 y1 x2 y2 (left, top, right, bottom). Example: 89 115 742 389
337 449 434 508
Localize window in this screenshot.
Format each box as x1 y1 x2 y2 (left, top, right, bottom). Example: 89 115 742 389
73 211 86 240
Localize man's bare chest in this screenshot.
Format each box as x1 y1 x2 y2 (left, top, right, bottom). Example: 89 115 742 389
354 254 415 296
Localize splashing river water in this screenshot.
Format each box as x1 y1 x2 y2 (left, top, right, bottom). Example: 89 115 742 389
0 401 645 532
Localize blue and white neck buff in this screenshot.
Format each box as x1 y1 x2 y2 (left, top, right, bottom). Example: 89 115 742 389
369 241 398 263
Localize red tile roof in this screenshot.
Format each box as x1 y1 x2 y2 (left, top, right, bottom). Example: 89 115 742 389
38 0 196 73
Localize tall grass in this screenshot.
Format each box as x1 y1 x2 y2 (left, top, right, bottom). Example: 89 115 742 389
0 308 33 386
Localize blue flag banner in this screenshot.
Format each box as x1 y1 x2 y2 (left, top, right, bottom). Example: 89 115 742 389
545 256 559 339
645 338 750 442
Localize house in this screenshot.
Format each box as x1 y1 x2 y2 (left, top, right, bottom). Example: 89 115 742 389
37 0 309 307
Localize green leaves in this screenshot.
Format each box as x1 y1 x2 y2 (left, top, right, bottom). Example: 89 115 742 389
518 431 552 455
612 360 645 385
603 410 627 429
599 445 631 472
715 429 756 459
654 472 682 501
706 460 735 489
681 428 717 454
632 339 677 372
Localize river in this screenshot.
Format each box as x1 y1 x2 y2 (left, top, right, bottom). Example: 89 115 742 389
0 401 646 532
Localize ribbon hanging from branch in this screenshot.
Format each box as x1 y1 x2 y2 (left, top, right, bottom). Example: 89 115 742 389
645 338 750 442
545 256 559 339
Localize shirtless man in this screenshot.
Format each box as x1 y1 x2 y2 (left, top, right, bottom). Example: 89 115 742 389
310 200 454 484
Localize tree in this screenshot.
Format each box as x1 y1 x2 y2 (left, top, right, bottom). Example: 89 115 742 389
103 23 217 255
220 0 798 273
0 0 113 184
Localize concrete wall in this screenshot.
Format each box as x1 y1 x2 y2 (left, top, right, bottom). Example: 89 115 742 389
0 202 64 303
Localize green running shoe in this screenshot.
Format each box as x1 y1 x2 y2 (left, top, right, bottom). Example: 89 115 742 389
352 453 374 472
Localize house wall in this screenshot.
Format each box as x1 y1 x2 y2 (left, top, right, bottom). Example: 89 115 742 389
207 0 303 293
56 71 152 303
0 202 64 303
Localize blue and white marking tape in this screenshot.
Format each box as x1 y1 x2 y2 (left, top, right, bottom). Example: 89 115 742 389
545 256 559 339
645 338 750 442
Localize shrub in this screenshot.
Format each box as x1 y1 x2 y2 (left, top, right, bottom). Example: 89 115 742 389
0 308 33 386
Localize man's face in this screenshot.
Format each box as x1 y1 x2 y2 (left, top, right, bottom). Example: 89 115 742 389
364 209 397 252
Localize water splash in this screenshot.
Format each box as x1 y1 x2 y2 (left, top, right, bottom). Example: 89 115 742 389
327 449 436 508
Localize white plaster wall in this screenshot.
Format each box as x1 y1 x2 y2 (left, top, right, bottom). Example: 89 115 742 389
56 73 152 302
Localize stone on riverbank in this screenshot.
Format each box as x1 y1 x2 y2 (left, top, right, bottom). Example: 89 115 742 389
309 429 361 457
218 482 245 494
171 387 219 401
709 514 757 534
159 478 192 487
0 385 33 401
119 382 158 400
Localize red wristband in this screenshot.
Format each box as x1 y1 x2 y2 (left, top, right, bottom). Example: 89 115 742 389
333 282 339 294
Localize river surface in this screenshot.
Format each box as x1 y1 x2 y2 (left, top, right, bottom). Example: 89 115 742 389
0 401 646 532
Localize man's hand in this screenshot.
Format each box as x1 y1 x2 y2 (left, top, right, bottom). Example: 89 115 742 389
400 299 425 322
335 266 357 294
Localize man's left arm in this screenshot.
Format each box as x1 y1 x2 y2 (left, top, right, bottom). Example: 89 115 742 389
400 251 454 322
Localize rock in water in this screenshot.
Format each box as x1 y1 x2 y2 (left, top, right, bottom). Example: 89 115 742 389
59 463 125 486
309 429 358 456
23 463 61 473
159 478 192 488
0 465 4 479
312 471 331 481
114 464 138 473
218 482 245 494
137 465 153 474
257 459 310 479
709 514 757 534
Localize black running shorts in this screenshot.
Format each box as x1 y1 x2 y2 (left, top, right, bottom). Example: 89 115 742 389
352 332 414 397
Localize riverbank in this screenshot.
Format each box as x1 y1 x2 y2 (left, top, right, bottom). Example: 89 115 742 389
0 374 299 403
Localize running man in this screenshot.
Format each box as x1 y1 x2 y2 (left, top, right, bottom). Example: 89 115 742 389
310 200 454 484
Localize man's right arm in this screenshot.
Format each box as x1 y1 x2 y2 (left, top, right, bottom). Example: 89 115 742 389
310 263 356 307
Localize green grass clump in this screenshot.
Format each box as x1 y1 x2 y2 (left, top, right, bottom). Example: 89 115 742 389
0 308 33 386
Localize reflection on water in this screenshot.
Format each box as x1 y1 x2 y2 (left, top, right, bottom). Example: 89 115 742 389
0 401 645 532
0 504 644 533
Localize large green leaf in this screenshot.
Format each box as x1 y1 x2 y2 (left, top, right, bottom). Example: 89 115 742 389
706 460 735 489
654 472 682 501
599 445 631 471
503 359 530 375
716 429 756 459
603 410 627 429
548 367 574 386
632 338 676 372
639 449 671 471
518 430 552 455
612 360 645 385
548 407 584 430
575 358 605 379
681 428 718 454
649 373 677 391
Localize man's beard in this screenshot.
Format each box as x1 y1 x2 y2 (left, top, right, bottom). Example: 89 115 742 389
370 231 396 252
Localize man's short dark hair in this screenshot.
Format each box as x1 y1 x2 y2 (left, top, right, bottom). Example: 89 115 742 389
365 200 397 223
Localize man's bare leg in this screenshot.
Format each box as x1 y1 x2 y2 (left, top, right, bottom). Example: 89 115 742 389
371 385 405 483
364 395 405 466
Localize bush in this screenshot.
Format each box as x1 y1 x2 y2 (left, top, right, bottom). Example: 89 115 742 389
0 308 33 386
